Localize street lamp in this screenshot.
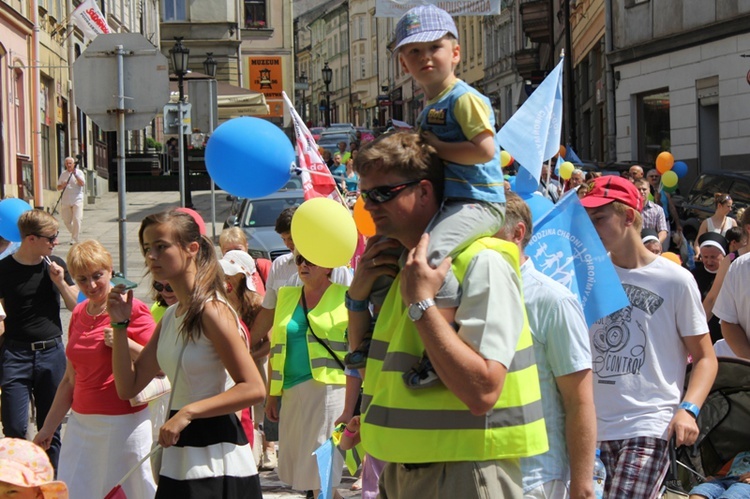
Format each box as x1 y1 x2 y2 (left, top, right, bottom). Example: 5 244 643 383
170 37 190 207
299 71 308 123
322 62 332 127
203 52 217 78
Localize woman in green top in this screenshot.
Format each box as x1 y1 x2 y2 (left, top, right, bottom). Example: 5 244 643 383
265 251 350 499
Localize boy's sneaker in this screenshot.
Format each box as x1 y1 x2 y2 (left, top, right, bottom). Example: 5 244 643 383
344 337 371 370
403 356 441 389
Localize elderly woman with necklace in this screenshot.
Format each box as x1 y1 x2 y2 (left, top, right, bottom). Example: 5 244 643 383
34 240 157 499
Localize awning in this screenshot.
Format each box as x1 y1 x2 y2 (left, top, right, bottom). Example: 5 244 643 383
169 72 269 119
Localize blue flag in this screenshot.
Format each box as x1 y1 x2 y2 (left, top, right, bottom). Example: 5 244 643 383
565 145 583 165
526 191 629 327
496 57 564 190
313 438 336 499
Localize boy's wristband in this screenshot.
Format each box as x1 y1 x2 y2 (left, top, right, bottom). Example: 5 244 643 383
343 427 357 438
111 319 130 328
679 401 699 419
345 292 368 312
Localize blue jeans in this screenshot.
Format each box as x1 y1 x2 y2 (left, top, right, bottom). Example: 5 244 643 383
690 477 750 499
1 340 66 470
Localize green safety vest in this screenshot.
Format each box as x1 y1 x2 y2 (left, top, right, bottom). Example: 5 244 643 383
360 237 548 463
269 284 349 396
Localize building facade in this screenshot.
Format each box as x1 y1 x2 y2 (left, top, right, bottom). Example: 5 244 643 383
608 0 750 183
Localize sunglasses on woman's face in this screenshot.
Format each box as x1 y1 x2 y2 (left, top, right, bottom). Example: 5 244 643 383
152 281 173 293
295 254 317 267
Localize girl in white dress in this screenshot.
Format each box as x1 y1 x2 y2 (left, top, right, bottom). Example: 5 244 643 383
108 209 266 498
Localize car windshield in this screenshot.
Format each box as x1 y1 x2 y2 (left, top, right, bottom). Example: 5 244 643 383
319 134 351 142
241 197 302 228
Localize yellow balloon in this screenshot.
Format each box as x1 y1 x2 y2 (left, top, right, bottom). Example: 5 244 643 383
500 150 512 168
291 198 357 268
661 170 678 188
559 161 575 180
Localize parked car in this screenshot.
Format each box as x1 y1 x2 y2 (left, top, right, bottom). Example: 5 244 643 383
224 188 305 261
317 132 357 157
676 171 750 243
328 123 356 132
310 127 325 141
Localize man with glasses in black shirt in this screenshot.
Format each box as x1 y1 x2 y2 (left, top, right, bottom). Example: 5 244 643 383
0 209 77 470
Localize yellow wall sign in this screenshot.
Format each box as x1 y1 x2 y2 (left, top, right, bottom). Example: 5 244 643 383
247 56 283 117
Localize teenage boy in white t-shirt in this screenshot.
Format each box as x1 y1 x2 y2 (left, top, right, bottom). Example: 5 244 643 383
580 176 718 498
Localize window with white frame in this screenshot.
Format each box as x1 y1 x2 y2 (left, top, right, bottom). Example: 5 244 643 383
244 0 266 28
163 0 186 21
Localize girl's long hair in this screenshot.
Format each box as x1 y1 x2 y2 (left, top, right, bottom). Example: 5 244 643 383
230 280 263 328
139 210 227 341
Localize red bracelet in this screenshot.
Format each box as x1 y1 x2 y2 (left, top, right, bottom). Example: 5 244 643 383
343 427 356 438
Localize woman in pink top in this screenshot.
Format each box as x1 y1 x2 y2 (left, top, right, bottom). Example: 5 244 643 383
34 240 157 499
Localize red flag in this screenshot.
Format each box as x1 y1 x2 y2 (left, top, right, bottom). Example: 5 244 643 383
104 485 127 499
282 92 343 202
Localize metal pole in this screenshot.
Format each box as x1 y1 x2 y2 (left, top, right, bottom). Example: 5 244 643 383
604 0 617 162
178 81 186 207
325 82 331 127
563 0 576 148
209 81 217 241
115 45 128 276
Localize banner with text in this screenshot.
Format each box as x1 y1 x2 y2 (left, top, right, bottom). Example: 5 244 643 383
72 0 112 41
247 56 284 117
375 0 502 17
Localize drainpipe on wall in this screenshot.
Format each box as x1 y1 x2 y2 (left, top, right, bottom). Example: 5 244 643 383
604 0 617 162
31 0 44 209
68 0 79 159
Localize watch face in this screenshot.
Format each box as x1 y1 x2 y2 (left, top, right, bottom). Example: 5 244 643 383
408 303 423 321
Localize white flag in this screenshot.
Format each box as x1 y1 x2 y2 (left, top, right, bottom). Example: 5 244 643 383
72 0 112 41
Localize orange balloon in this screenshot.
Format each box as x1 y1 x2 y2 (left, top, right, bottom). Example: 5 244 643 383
559 145 567 159
353 196 376 237
655 151 674 174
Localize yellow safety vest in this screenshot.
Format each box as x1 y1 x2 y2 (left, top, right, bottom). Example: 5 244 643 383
268 284 349 396
360 237 548 463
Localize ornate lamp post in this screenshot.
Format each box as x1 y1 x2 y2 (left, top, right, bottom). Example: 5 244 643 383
299 71 308 123
203 52 217 78
322 62 332 127
170 37 190 207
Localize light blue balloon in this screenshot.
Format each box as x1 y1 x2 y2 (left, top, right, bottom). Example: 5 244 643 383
672 161 688 179
0 198 33 242
519 191 555 225
205 117 294 198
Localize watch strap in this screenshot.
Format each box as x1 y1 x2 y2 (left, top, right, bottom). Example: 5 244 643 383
345 291 369 312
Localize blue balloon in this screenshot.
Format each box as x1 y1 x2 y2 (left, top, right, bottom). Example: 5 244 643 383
514 167 539 195
519 191 555 224
0 198 33 242
205 117 293 198
672 161 688 179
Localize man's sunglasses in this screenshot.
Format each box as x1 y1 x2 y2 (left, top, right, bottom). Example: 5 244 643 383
295 254 317 267
360 179 422 204
34 232 59 243
152 281 173 293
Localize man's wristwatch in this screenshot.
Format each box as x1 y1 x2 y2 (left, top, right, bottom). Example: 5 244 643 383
407 298 436 322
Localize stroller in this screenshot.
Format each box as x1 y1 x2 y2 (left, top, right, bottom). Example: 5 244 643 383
661 357 750 497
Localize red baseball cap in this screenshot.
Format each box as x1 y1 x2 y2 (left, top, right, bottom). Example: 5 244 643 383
580 175 643 211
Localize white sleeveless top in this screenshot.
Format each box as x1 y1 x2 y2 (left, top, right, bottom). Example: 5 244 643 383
156 302 235 409
706 216 736 236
